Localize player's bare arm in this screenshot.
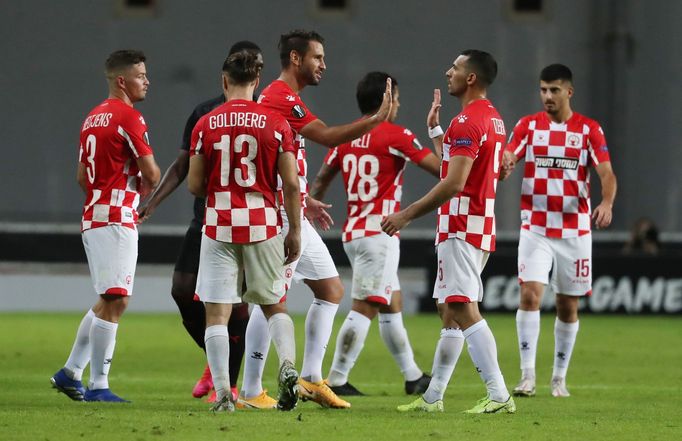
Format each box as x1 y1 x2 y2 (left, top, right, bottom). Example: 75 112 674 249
427 89 444 159
592 161 617 229
381 155 474 236
499 150 518 181
136 154 161 199
76 163 88 194
138 149 190 222
299 78 392 147
416 153 441 177
187 154 206 198
278 151 302 264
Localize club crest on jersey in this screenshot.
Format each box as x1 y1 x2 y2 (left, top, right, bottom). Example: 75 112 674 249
139 115 146 125
567 134 581 147
457 115 468 123
292 104 306 119
286 95 296 102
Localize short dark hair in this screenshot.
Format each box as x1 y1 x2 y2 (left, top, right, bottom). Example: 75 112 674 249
228 40 261 57
222 50 263 85
356 72 397 115
460 49 497 87
540 64 573 83
279 29 324 68
105 50 146 76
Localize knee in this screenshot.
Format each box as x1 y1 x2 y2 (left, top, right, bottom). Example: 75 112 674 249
171 272 197 304
311 277 344 304
519 283 543 310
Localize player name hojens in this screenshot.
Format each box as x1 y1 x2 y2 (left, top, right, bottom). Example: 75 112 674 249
209 112 266 130
82 112 113 131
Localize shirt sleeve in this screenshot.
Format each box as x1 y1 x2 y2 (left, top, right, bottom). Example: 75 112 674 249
446 118 484 159
274 116 296 155
260 89 318 134
390 126 430 163
189 116 206 157
586 120 611 167
324 147 340 169
506 117 529 159
119 109 153 158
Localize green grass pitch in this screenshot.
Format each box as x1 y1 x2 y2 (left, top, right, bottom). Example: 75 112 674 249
0 312 680 440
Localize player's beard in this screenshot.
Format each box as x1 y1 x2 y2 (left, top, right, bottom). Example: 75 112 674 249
302 65 321 86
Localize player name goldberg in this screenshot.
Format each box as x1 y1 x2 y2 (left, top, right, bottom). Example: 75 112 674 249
209 112 267 129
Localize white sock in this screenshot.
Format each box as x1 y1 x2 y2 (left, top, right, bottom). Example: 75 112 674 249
205 325 230 401
241 305 271 398
422 328 464 403
378 312 422 382
268 313 296 368
516 309 540 379
553 318 579 378
64 309 95 381
88 317 118 390
463 320 510 403
327 311 371 386
301 298 338 382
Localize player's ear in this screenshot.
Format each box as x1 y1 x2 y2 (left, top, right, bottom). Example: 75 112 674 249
290 50 301 67
222 74 229 95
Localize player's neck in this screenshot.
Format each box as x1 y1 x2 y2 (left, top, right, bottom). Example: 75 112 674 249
547 108 573 124
226 86 254 102
108 90 134 107
460 89 487 109
278 71 305 94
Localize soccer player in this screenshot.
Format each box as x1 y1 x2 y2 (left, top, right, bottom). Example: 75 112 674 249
500 64 617 398
243 29 392 409
50 50 161 402
138 41 263 404
309 71 440 396
383 50 516 414
187 50 302 412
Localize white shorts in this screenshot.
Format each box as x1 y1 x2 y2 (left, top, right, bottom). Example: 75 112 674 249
343 234 400 304
433 238 489 303
82 225 138 296
282 216 338 287
518 229 592 296
196 234 287 305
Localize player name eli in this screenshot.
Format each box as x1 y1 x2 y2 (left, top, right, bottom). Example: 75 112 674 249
209 112 267 130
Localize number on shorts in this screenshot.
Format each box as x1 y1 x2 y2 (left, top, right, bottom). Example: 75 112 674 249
213 134 258 187
342 154 379 202
574 258 590 277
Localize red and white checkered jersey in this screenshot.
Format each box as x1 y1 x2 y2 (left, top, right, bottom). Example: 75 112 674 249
190 99 296 244
324 120 430 242
78 98 154 232
258 80 318 209
437 99 506 252
507 111 611 238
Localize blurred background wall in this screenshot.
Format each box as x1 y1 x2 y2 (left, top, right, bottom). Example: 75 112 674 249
1 0 681 236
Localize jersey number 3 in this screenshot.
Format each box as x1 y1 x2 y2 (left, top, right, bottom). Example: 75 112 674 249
84 134 97 184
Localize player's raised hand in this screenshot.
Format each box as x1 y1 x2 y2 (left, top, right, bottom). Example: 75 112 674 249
304 195 334 231
592 202 613 229
427 89 442 129
373 77 393 122
381 211 411 237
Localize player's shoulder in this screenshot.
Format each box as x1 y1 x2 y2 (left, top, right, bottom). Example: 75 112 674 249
192 95 225 117
259 80 291 100
572 112 602 130
382 121 414 137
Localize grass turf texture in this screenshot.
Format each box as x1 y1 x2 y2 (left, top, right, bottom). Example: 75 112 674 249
0 313 679 440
